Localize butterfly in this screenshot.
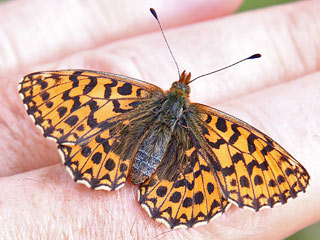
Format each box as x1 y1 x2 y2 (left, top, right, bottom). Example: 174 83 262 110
18 8 310 229
19 67 310 229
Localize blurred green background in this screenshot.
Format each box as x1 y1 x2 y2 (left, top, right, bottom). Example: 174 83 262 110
0 0 318 239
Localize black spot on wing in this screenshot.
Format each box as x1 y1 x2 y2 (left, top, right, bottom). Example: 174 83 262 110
22 95 32 104
104 80 117 99
95 135 113 154
136 88 143 97
92 152 102 164
57 106 68 118
207 138 226 149
182 197 193 208
222 165 235 176
70 96 81 113
87 113 98 128
254 175 263 185
117 82 132 95
112 100 130 113
285 168 294 177
169 192 181 203
156 186 167 197
105 159 116 171
41 91 50 101
86 99 99 111
277 175 286 184
70 71 82 88
216 117 227 132
40 80 48 90
261 145 274 156
27 105 38 115
207 182 214 194
120 163 128 172
194 191 204 204
62 90 71 101
260 161 269 171
45 101 53 108
129 101 142 108
240 176 250 188
205 114 212 123
247 160 259 176
83 76 97 95
65 115 79 127
81 146 91 157
229 124 240 144
247 133 257 154
231 152 244 164
269 179 276 187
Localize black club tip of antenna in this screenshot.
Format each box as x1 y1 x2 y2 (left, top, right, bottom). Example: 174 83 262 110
249 53 261 59
150 8 158 19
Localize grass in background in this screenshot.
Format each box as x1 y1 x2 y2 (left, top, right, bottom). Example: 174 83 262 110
238 0 298 11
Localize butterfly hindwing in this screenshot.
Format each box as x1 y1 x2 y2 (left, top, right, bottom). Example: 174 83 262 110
19 70 163 190
195 103 310 210
138 120 231 229
58 129 132 190
139 142 230 229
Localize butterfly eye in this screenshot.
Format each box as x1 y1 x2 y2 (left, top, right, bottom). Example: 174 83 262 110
185 85 191 94
171 82 178 88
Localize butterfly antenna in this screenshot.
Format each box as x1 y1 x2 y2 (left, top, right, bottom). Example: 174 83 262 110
150 8 181 78
189 53 261 83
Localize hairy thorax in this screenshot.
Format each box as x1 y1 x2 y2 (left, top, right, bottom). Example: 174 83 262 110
130 90 189 184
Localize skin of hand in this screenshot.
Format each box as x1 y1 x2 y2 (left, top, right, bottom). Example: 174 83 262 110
0 0 319 239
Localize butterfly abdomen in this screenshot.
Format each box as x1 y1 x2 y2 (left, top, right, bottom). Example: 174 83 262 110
130 92 187 184
130 126 171 184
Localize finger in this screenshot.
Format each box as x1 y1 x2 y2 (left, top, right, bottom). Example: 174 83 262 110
209 71 320 239
3 2 318 175
0 70 320 239
47 1 319 105
1 73 319 238
0 0 242 77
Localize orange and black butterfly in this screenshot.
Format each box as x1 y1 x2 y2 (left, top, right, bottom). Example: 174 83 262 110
19 9 309 229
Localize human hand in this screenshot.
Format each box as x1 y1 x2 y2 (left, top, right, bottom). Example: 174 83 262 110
0 0 319 239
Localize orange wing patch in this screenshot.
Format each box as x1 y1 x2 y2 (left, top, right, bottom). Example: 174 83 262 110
19 70 160 143
59 130 130 190
195 104 310 210
139 145 229 229
19 70 162 190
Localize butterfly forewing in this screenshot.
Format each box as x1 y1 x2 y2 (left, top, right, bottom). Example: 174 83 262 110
194 104 309 210
19 70 162 143
19 70 163 190
139 101 310 228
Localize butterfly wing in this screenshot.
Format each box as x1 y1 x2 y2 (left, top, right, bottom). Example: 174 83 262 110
194 103 310 210
139 122 230 229
139 102 309 228
19 70 163 190
139 156 230 229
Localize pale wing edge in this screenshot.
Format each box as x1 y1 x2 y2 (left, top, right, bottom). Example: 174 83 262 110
193 103 310 211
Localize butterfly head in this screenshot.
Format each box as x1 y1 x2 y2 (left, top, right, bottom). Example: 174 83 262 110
170 70 191 97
